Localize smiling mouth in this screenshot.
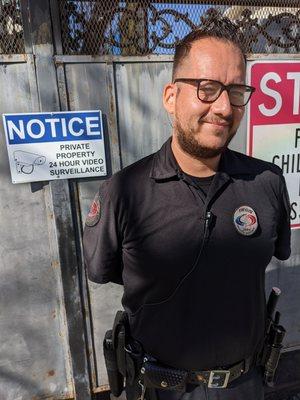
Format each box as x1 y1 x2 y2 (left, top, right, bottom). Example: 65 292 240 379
200 119 231 126
206 121 230 126
204 122 230 128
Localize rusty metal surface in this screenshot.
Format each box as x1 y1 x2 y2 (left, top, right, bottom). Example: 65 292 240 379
61 61 123 389
88 282 123 388
0 60 74 399
29 0 92 396
115 61 172 167
62 61 120 220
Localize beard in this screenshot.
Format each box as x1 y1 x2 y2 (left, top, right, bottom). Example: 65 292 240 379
174 118 236 160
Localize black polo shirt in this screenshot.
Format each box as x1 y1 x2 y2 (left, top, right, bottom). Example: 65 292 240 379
83 137 291 371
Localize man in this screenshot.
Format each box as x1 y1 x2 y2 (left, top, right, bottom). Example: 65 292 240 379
83 19 291 400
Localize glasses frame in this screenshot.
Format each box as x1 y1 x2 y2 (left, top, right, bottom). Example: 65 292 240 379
173 78 256 107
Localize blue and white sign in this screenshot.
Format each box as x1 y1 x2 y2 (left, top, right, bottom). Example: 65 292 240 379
3 110 107 183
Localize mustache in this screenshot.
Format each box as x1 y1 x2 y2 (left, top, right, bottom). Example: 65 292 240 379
199 117 233 125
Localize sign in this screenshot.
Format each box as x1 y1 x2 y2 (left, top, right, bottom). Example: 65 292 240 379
247 60 300 229
3 110 107 184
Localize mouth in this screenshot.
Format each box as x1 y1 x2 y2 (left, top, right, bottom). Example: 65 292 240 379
204 121 230 127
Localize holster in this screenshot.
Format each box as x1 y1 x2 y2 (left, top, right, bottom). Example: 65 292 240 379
103 311 127 397
103 311 144 396
261 321 286 386
103 329 124 397
112 310 128 377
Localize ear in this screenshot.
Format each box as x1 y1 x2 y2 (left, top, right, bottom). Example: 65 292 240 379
163 83 177 115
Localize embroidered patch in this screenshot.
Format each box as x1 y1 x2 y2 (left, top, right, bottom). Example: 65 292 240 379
233 205 258 236
85 194 101 227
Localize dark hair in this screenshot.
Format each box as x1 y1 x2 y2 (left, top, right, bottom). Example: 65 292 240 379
172 11 246 81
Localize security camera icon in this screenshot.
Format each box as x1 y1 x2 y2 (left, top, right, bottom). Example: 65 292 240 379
13 150 46 174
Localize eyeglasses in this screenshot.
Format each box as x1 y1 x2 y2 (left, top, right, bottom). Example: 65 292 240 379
173 78 256 107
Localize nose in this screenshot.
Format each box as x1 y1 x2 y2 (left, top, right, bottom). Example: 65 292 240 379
210 89 233 118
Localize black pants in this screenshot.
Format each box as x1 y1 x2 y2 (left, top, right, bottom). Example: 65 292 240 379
126 368 264 400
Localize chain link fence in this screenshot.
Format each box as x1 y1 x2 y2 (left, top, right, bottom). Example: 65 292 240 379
58 0 299 56
0 1 299 55
0 0 24 54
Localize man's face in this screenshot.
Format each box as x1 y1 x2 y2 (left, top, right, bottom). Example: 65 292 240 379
165 38 246 159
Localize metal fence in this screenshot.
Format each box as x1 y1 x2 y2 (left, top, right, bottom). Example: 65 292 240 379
0 0 24 53
0 0 299 55
57 0 300 56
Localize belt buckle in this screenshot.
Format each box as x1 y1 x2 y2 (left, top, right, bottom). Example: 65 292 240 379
208 370 230 388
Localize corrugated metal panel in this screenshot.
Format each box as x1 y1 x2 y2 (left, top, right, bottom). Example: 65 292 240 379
0 60 74 400
63 62 123 389
63 63 118 221
115 62 172 167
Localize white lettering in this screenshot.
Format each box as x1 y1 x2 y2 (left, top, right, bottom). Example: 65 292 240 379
7 120 25 140
86 116 100 136
258 72 282 117
27 119 45 138
287 72 300 115
61 118 67 137
45 118 60 138
68 117 84 136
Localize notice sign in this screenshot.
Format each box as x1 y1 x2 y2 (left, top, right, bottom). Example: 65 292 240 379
247 61 300 229
3 110 107 184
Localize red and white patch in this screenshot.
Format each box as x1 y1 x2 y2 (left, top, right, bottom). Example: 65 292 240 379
85 194 101 227
233 205 258 236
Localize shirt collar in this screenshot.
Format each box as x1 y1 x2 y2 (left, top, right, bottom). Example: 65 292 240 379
218 147 254 175
150 137 251 180
149 137 179 180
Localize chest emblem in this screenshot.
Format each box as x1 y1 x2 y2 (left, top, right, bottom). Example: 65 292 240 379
233 206 258 236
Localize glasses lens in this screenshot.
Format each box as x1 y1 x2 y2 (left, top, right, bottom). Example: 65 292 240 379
197 80 221 102
229 86 252 106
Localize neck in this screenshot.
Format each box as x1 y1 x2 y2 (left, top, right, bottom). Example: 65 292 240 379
171 134 221 177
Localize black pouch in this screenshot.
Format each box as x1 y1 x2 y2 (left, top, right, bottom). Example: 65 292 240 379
103 329 124 397
103 311 129 396
142 359 188 391
112 311 128 377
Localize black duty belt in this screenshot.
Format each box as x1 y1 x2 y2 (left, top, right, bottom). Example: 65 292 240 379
188 356 254 388
140 355 255 390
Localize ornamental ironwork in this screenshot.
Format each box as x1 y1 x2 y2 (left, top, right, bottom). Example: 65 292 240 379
235 8 299 52
0 0 24 54
58 1 300 55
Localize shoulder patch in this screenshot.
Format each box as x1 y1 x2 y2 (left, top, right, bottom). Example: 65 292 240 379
85 194 101 227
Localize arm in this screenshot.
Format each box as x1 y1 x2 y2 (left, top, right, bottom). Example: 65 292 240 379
274 172 291 261
83 179 124 285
